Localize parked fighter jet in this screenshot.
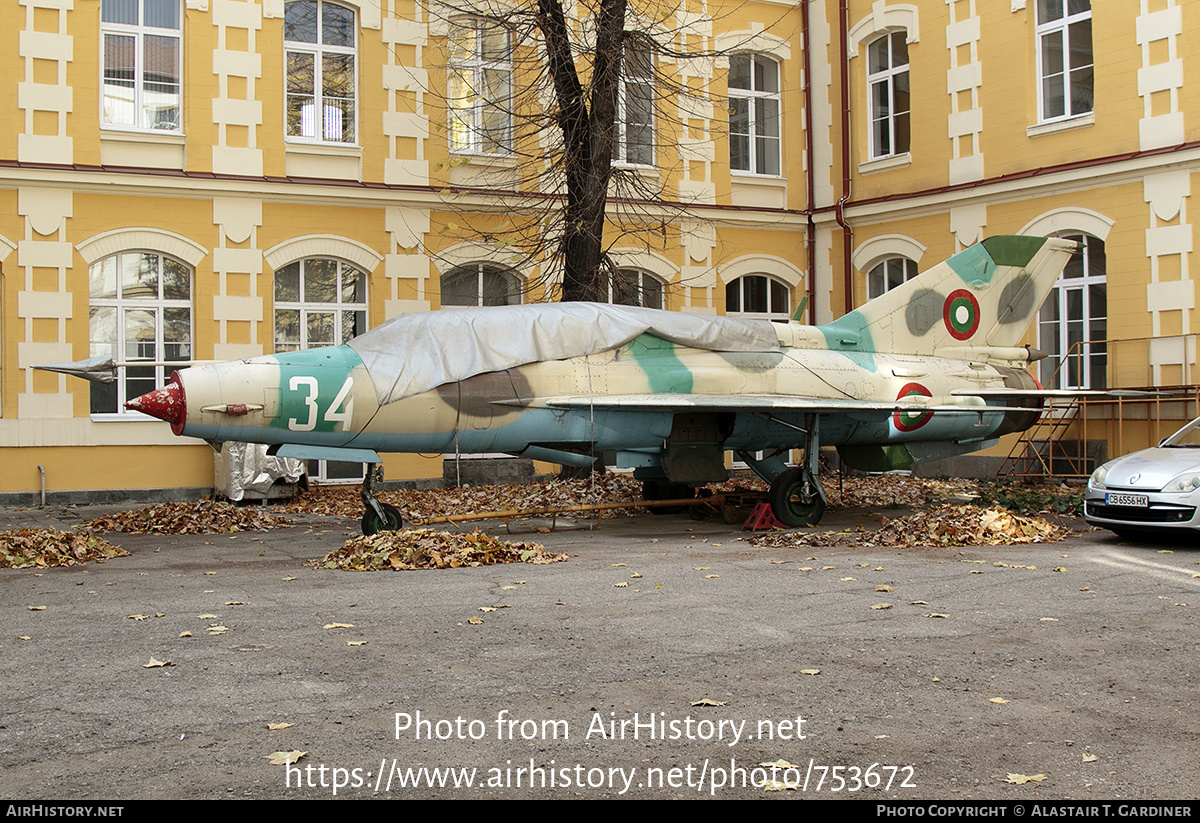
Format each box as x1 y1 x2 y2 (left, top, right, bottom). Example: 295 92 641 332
114 235 1077 532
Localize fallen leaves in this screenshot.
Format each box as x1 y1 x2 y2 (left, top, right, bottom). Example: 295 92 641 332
266 751 307 766
143 657 172 668
751 505 1075 550
0 528 129 568
1003 773 1047 785
278 474 646 522
87 499 288 534
319 528 567 571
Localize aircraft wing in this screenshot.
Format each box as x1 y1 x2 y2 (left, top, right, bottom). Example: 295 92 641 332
497 394 992 416
949 388 1153 398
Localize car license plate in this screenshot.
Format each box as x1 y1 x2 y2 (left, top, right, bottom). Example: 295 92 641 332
1106 493 1149 508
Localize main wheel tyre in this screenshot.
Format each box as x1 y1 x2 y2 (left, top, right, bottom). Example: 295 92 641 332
769 468 826 527
361 503 403 535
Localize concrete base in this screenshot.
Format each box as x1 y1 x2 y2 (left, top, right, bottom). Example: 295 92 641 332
442 457 541 486
911 454 1006 481
0 486 217 508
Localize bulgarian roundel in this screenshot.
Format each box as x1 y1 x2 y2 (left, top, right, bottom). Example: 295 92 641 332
943 289 980 341
893 382 932 432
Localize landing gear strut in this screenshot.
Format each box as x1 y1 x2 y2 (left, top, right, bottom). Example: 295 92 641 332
765 414 827 527
360 463 403 535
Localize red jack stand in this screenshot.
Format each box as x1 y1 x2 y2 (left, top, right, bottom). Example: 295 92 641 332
742 502 788 531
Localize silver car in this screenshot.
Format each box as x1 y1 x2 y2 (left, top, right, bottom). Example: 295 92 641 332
1084 416 1200 536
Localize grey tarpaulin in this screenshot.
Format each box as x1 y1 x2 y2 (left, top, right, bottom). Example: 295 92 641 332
347 302 782 406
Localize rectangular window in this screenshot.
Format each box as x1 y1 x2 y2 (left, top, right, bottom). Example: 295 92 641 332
1037 0 1092 122
615 49 654 166
101 0 182 131
448 19 512 155
285 1 357 143
728 54 781 176
867 32 910 159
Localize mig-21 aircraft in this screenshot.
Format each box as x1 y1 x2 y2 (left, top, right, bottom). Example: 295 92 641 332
75 235 1077 532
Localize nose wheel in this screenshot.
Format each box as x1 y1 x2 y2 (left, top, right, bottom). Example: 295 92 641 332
360 463 404 535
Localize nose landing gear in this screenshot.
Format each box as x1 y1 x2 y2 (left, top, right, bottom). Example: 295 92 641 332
360 463 404 535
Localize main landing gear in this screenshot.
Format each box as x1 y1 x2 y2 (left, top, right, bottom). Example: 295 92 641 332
360 463 403 535
738 413 827 527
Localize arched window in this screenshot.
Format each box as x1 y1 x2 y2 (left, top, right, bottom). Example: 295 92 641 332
728 53 781 176
273 257 368 351
1038 233 1106 389
285 0 357 143
867 256 917 300
726 274 790 322
440 263 521 307
89 251 192 416
273 256 367 482
610 269 664 309
867 32 910 159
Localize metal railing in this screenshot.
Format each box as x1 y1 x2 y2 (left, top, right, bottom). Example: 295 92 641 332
999 334 1200 481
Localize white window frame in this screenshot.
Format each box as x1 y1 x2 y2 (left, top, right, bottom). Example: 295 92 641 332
726 274 790 323
728 53 781 177
1036 0 1093 124
867 256 917 301
284 0 358 144
88 251 192 418
440 263 522 307
1038 234 1106 390
273 257 368 351
447 18 513 156
866 32 910 160
609 269 664 309
100 0 183 132
615 48 655 167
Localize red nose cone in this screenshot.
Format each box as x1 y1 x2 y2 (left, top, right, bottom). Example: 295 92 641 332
126 380 185 428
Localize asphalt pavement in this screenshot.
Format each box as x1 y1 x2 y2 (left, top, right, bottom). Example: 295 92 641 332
1 501 1198 800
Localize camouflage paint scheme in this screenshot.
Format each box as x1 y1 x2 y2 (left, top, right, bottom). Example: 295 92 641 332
130 236 1079 526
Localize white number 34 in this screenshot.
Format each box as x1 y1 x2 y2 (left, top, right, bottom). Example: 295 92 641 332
288 375 355 432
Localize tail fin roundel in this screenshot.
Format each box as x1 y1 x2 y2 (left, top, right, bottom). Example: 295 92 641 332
817 235 1080 358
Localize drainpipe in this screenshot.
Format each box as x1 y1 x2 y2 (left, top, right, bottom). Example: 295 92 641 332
801 0 817 324
836 0 854 317
38 464 46 508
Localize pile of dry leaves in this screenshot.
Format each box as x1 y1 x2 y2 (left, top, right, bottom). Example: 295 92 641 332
319 528 568 571
824 474 974 509
87 499 289 534
752 504 1075 549
279 474 646 522
0 528 130 568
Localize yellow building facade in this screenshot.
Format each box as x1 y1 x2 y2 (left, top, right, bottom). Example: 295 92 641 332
0 0 1196 500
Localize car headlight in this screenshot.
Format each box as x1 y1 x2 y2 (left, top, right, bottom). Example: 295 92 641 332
1088 464 1109 491
1162 471 1200 493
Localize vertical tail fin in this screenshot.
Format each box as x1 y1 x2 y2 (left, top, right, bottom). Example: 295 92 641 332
817 235 1079 358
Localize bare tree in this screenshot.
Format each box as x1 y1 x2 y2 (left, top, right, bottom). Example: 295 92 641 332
424 0 761 304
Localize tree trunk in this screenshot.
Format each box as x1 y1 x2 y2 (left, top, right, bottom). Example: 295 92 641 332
538 0 627 302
